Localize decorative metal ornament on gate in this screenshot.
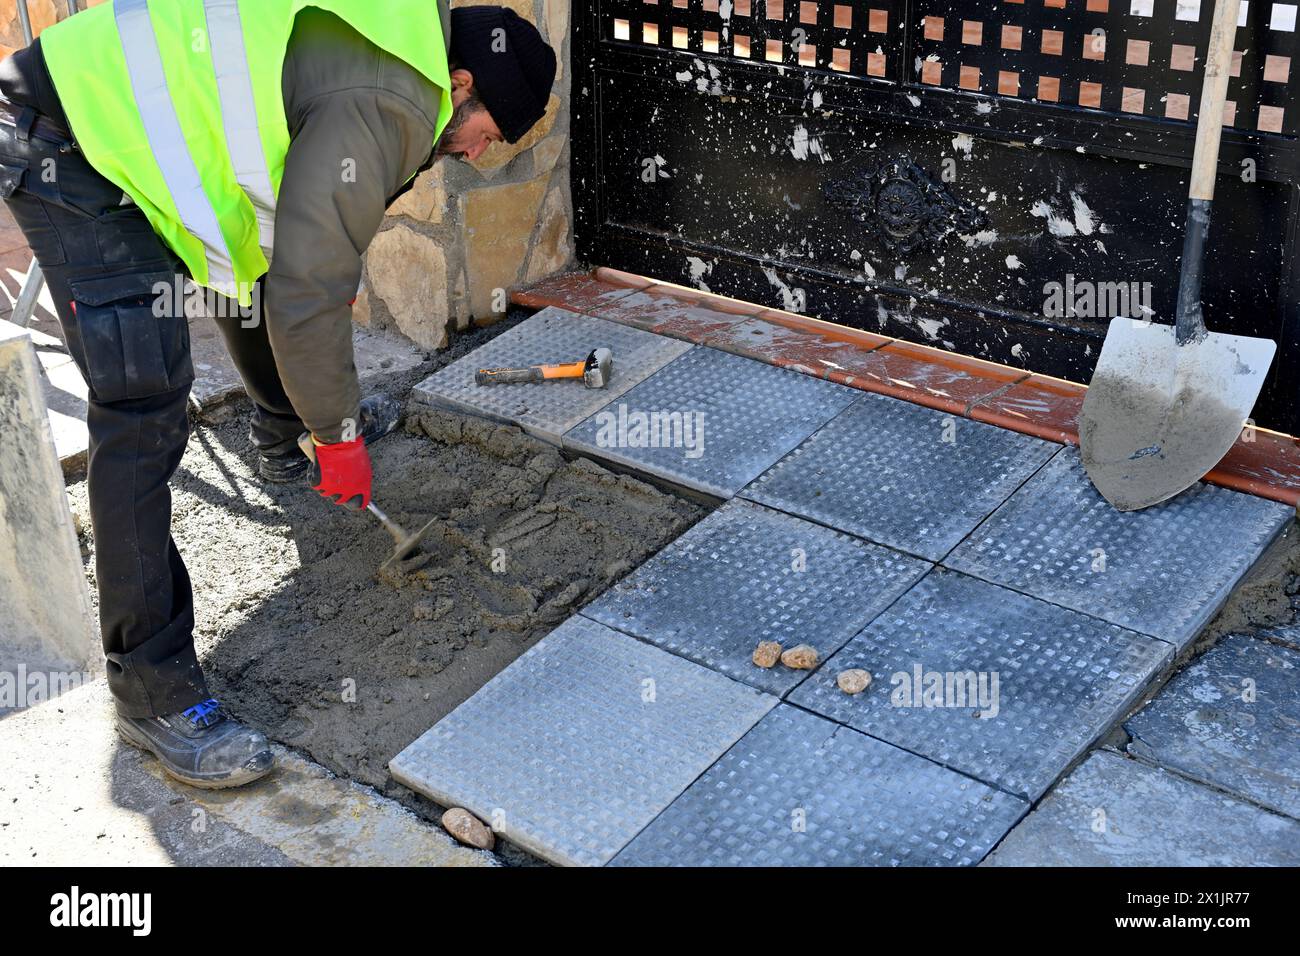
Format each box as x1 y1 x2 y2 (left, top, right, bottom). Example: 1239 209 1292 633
823 156 990 255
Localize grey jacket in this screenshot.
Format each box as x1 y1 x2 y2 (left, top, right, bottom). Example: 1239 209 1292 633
272 4 451 443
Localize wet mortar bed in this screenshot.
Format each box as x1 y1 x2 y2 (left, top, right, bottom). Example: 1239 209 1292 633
66 314 705 864
191 407 697 781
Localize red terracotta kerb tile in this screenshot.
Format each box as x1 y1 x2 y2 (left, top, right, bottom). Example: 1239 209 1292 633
512 268 1300 507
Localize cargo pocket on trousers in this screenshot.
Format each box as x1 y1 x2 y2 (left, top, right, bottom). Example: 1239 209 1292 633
0 158 67 266
69 270 194 403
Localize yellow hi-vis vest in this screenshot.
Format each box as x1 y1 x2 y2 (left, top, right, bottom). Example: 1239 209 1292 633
41 0 453 306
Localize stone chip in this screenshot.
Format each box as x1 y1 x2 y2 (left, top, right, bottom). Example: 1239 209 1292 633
442 808 495 851
781 644 819 670
837 669 872 695
752 641 783 669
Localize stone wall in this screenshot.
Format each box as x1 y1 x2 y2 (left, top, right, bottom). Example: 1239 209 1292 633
1 0 576 353
360 0 574 350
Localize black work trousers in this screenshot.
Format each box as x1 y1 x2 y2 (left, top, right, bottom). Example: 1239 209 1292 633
0 104 303 717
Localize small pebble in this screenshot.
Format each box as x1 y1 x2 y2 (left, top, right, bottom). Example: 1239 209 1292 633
442 808 495 850
752 641 783 669
780 644 819 670
837 669 872 695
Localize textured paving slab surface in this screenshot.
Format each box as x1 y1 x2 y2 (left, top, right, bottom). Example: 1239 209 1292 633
612 704 1028 867
564 347 861 498
986 750 1300 866
789 569 1173 800
945 449 1292 647
583 499 930 695
1125 635 1300 819
389 616 777 867
742 393 1059 560
411 307 692 443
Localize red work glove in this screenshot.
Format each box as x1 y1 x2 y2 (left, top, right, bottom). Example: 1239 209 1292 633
309 436 372 511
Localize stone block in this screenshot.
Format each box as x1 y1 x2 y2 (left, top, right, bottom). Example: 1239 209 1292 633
464 174 549 321
367 223 450 350
0 320 96 677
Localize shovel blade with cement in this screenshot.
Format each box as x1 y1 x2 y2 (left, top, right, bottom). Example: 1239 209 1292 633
1079 0 1275 512
1079 319 1274 511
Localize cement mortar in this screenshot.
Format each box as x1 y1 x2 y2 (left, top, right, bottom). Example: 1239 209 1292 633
61 314 702 801
1079 372 1256 511
202 407 701 789
69 404 701 800
1193 521 1300 649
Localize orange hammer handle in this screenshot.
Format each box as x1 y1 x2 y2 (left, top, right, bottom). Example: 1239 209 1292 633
476 362 584 386
540 361 585 379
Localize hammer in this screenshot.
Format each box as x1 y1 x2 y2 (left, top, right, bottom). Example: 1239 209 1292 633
475 347 613 388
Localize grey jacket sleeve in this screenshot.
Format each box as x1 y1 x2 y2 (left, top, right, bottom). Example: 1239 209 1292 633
263 89 436 444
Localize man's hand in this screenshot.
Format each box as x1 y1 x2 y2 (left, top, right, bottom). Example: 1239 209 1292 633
309 436 373 511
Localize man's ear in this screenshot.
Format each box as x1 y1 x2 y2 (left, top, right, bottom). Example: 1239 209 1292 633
448 67 476 95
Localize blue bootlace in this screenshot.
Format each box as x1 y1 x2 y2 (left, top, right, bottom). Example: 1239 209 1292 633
181 698 222 729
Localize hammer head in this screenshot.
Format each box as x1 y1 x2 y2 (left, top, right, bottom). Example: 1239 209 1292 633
583 348 614 388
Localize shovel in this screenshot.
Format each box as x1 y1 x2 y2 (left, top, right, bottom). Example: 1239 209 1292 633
1078 0 1276 512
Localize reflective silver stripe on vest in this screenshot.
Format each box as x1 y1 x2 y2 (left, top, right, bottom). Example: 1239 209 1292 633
115 0 238 294
204 0 276 263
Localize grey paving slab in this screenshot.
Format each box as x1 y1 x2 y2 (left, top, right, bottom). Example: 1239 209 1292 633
789 569 1173 800
388 616 777 867
945 448 1292 648
583 499 930 695
563 346 861 498
411 307 692 443
611 704 1028 867
986 750 1300 866
742 392 1059 560
1124 634 1300 819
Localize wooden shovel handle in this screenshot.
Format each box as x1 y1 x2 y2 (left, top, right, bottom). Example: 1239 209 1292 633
1189 0 1241 202
1176 0 1241 344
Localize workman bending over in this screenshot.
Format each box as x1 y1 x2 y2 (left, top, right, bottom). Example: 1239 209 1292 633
0 2 555 788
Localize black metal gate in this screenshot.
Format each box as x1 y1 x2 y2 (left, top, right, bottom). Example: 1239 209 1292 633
571 0 1300 432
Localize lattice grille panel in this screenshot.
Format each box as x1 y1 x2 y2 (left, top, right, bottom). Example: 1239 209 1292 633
600 0 1299 135
603 0 907 79
914 0 1297 134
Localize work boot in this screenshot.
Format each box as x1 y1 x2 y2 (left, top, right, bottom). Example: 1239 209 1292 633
116 698 275 790
257 393 402 483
